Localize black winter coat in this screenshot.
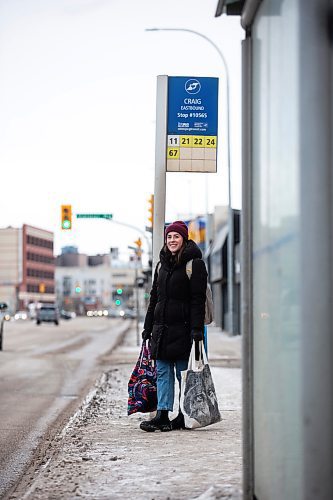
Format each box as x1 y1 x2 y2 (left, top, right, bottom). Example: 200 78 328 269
143 240 207 361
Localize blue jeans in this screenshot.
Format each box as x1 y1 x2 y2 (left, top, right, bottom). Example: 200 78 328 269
156 359 188 411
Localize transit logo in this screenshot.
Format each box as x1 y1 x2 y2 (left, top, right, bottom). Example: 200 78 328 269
185 79 201 95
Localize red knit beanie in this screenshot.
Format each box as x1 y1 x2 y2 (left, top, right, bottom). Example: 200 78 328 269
165 220 188 241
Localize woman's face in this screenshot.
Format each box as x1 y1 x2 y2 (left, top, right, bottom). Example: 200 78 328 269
166 231 184 255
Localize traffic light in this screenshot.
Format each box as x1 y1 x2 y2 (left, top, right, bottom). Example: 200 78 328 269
134 237 142 258
148 194 154 229
39 282 45 293
134 238 142 249
61 205 72 230
116 288 123 295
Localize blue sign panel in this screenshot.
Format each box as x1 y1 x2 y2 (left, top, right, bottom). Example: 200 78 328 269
167 76 218 136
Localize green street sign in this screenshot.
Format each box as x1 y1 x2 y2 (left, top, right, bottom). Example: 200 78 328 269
76 214 113 220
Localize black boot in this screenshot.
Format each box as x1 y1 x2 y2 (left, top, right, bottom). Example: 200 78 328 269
140 410 172 432
170 411 186 430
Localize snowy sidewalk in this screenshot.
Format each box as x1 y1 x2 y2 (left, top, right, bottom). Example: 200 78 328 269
12 325 242 500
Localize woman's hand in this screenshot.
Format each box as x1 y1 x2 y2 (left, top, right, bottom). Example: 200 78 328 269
191 329 203 342
141 330 151 341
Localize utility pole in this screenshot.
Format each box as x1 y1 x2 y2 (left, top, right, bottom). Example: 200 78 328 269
129 241 142 346
0 303 8 351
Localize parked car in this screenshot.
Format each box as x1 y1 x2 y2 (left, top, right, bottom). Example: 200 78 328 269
36 304 60 325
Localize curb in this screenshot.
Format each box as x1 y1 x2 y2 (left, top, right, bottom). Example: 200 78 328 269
6 321 134 500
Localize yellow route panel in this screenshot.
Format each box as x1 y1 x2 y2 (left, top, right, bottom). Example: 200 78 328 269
204 136 217 148
192 136 205 148
180 136 193 147
167 147 180 159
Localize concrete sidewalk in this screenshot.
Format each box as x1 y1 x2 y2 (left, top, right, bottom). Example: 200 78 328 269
11 325 242 500
206 326 242 368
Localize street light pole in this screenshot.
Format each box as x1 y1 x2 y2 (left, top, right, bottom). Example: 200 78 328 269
109 218 152 265
145 27 235 335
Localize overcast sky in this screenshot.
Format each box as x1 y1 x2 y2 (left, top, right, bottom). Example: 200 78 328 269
0 0 243 260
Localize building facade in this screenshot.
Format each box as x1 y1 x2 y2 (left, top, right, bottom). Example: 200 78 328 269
206 208 241 333
56 263 112 314
0 225 55 312
55 247 145 315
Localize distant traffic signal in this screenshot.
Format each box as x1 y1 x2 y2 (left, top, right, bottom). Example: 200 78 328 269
148 195 154 229
134 237 142 258
61 205 72 230
134 238 142 248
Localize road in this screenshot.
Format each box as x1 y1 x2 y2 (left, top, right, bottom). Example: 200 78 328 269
0 316 131 499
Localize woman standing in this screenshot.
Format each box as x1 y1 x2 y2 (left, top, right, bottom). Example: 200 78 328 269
140 220 207 432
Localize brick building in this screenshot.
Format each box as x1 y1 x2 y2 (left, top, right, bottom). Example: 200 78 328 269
0 224 55 312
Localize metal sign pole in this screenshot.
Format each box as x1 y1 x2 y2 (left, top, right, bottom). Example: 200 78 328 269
153 76 168 273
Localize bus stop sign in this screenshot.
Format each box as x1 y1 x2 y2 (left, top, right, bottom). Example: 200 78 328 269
166 76 219 173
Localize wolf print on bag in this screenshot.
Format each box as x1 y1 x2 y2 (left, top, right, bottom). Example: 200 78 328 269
183 364 221 427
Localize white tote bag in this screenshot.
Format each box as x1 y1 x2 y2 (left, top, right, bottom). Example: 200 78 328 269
180 341 221 429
